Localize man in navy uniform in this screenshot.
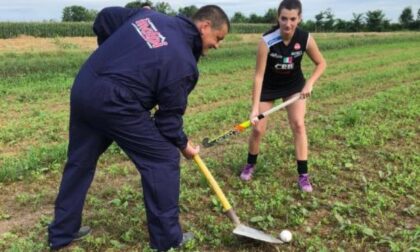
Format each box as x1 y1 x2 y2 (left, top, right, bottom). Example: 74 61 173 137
48 5 229 251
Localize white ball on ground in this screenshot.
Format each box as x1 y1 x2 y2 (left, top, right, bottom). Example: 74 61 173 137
279 229 292 242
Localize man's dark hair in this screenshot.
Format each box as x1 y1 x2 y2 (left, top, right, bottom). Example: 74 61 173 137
140 3 152 8
278 0 302 16
192 5 230 32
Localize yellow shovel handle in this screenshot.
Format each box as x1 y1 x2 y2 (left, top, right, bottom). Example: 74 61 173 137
193 154 232 212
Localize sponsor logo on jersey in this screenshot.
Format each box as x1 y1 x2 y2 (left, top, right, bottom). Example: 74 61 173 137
263 29 282 47
291 50 303 57
275 63 294 70
132 18 168 49
269 52 282 59
294 43 301 50
267 36 281 47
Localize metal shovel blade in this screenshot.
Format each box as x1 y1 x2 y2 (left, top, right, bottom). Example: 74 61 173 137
193 155 283 245
233 224 283 244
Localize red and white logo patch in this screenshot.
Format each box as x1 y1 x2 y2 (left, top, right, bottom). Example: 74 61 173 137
132 18 168 49
294 43 301 50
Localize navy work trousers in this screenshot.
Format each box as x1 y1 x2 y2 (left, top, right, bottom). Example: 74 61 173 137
48 69 182 251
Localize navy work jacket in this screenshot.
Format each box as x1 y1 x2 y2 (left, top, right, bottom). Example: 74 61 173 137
88 7 202 150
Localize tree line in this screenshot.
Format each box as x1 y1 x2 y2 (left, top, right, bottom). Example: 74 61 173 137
62 1 420 32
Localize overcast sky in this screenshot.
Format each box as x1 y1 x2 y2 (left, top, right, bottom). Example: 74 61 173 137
0 0 419 22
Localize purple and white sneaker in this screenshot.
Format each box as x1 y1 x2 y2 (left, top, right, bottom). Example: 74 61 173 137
240 164 255 181
298 174 313 192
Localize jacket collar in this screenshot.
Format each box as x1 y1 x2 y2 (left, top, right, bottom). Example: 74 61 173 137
176 15 202 62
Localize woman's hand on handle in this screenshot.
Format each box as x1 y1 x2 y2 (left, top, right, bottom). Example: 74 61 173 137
300 81 313 99
249 108 260 125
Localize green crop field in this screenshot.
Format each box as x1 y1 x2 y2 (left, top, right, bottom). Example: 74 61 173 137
0 22 270 38
0 32 419 251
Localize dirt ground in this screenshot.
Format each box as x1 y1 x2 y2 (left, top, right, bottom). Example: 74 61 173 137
0 36 97 53
0 34 262 53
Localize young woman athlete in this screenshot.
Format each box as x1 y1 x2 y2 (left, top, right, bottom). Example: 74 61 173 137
240 0 326 192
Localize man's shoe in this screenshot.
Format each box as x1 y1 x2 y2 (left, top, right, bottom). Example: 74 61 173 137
298 174 313 192
73 226 91 241
50 226 91 251
240 164 255 181
179 232 194 246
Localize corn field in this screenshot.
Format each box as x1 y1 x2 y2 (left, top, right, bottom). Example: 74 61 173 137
0 22 270 38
